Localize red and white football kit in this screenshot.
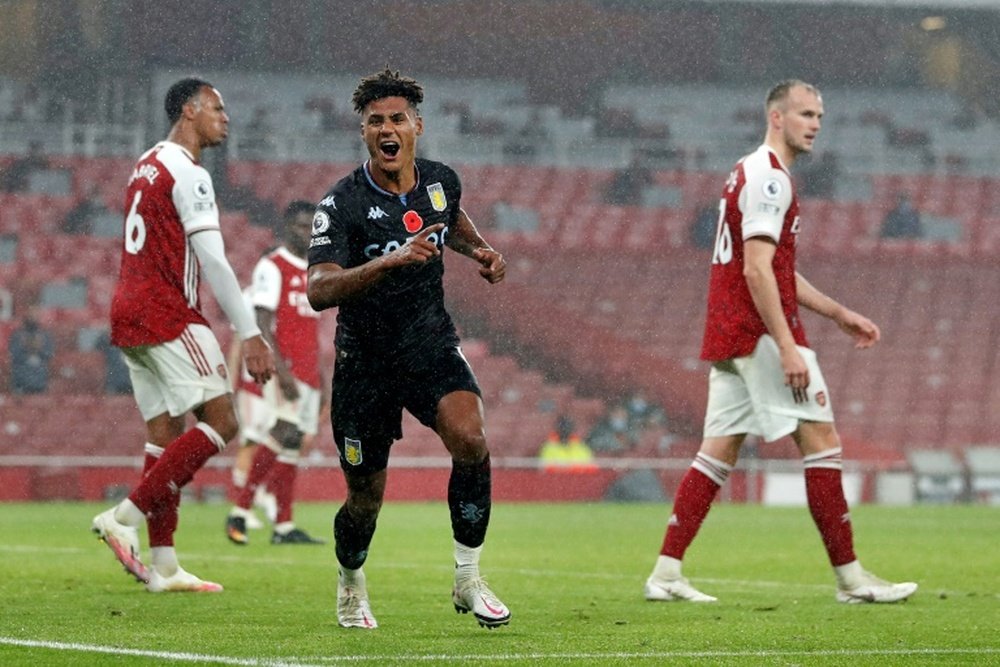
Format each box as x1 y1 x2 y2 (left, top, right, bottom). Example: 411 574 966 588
251 246 321 436
700 144 832 442
110 141 237 419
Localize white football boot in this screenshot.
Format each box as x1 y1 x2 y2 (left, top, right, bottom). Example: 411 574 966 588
644 576 718 602
452 575 511 628
836 570 917 604
91 508 149 584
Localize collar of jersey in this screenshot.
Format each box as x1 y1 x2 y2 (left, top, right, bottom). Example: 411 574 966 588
158 140 196 163
363 160 420 206
275 245 307 269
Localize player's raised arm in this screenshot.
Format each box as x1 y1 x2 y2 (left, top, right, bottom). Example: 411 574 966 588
446 208 506 284
307 223 445 311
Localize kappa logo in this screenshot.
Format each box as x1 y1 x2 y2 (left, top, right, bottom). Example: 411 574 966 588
319 195 336 209
368 206 388 220
344 437 363 466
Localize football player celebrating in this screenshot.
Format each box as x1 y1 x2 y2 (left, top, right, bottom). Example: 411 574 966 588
307 68 509 629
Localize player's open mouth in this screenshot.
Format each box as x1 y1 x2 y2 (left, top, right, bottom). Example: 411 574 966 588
379 141 400 158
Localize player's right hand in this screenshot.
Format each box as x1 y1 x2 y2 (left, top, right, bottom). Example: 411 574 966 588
243 335 276 384
780 346 810 404
385 223 445 268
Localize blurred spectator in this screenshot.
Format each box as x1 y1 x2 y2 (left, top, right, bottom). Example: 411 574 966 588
625 389 667 431
605 154 653 205
96 330 132 395
8 307 54 394
689 202 718 250
62 186 111 235
587 403 636 453
538 415 596 473
1 141 48 192
881 192 923 239
626 389 677 454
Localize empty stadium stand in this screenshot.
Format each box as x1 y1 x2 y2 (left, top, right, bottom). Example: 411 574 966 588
3 153 998 486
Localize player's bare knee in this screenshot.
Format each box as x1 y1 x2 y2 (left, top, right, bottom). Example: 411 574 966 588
445 429 488 464
793 420 840 456
210 414 240 444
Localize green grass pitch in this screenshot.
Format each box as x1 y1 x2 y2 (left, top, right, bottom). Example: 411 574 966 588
1 501 997 665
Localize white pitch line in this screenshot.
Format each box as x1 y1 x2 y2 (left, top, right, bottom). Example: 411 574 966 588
0 637 323 666
4 544 995 598
2 637 999 665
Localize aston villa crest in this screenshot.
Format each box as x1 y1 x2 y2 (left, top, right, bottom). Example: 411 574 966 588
345 437 363 466
427 182 447 212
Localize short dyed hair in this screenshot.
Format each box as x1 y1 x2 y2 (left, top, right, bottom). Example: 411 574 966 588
284 199 315 220
352 68 424 115
765 79 820 112
165 77 212 125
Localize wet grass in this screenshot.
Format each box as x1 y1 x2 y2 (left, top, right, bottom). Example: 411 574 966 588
0 501 997 665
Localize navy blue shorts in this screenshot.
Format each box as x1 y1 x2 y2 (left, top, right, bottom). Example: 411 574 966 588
331 345 481 475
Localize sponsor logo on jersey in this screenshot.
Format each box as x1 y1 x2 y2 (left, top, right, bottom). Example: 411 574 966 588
194 180 213 200
368 206 388 220
402 210 424 233
790 215 802 234
312 210 331 234
319 195 336 209
217 363 228 380
426 182 447 211
363 226 448 259
815 390 827 407
762 178 782 199
344 437 363 466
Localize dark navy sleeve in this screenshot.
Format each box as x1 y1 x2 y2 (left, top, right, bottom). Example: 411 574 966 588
308 193 351 268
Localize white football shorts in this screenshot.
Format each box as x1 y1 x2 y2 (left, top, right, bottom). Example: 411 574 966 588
236 388 274 446
263 377 321 436
122 324 231 421
703 334 834 443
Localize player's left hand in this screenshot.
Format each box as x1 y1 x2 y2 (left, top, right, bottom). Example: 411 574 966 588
472 247 506 284
243 334 276 384
837 309 880 349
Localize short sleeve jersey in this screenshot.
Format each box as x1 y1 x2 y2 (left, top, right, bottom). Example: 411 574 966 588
110 141 220 347
701 144 808 361
307 158 461 359
251 246 321 388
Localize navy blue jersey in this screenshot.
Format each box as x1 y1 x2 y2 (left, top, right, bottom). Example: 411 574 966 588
308 158 462 359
